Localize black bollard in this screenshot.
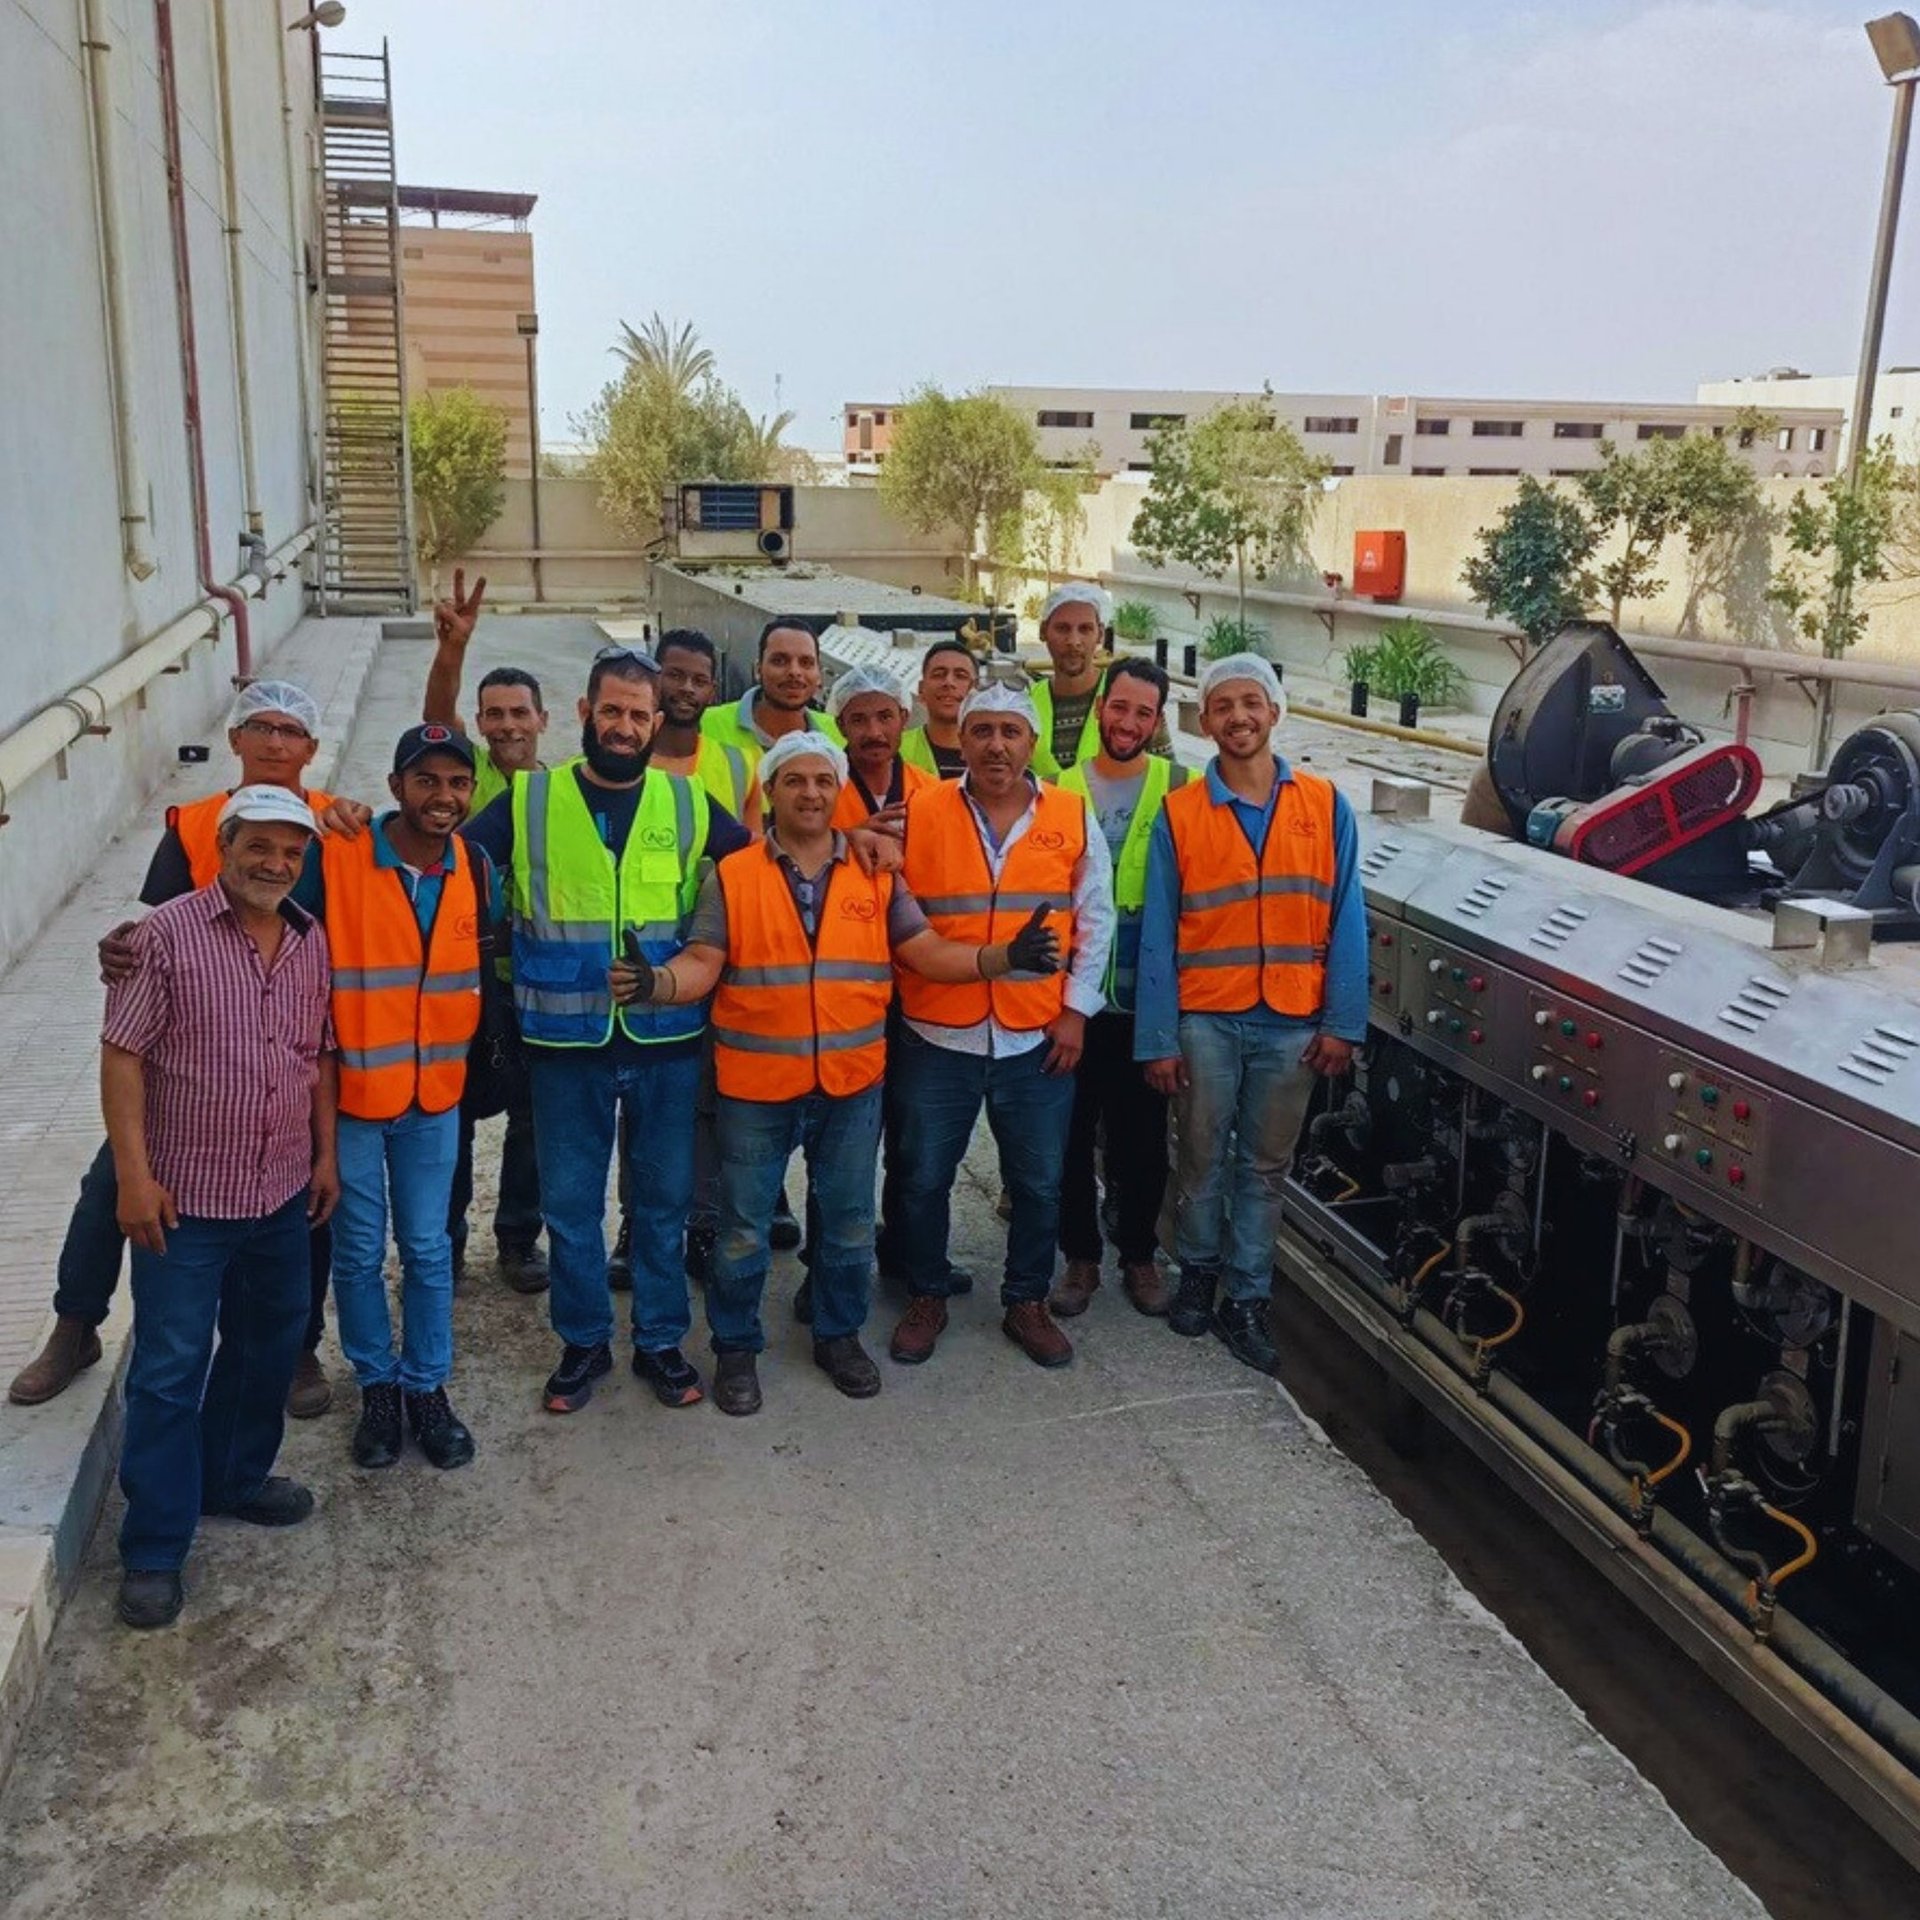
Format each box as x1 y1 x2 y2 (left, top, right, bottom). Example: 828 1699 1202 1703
1350 680 1369 717
1398 692 1421 729
1183 642 1198 679
1154 635 1168 669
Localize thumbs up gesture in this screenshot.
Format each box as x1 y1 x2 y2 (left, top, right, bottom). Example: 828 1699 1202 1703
1005 903 1061 976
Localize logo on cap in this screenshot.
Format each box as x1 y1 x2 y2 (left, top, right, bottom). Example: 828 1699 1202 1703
420 724 453 745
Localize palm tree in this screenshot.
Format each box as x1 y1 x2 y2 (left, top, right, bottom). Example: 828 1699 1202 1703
612 314 714 399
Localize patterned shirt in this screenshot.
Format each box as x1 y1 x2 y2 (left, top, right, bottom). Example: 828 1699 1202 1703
102 884 335 1220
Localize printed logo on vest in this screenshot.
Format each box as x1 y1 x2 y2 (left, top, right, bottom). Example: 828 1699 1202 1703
1029 829 1067 851
639 824 679 850
839 895 878 922
454 913 479 939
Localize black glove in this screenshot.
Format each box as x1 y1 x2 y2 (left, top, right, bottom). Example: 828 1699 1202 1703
1005 903 1062 976
613 926 656 1005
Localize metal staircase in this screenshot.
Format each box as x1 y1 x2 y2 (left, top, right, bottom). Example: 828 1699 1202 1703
316 44 414 610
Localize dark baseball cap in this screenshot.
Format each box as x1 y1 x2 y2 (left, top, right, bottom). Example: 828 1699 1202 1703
392 722 476 775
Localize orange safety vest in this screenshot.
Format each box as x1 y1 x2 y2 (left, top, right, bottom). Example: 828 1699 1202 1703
897 780 1082 1032
1164 768 1337 1017
830 756 935 831
168 787 335 887
709 845 895 1101
320 829 483 1120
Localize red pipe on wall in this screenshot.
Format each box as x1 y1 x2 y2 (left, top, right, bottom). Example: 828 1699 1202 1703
153 0 252 682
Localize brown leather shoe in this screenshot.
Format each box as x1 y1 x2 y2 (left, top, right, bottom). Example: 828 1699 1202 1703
1003 1300 1073 1369
1049 1259 1102 1318
8 1316 103 1407
285 1350 333 1420
1121 1261 1171 1317
889 1296 948 1365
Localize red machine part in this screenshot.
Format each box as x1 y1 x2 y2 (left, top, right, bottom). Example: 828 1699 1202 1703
1552 742 1765 876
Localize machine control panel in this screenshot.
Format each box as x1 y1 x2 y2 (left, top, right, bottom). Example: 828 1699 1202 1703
1525 989 1624 1116
1399 930 1499 1059
1653 1049 1770 1206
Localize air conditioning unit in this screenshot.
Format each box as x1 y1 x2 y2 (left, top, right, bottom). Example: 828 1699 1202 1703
665 484 796 564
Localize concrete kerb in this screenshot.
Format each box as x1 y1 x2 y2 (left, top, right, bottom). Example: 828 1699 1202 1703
0 613 383 1791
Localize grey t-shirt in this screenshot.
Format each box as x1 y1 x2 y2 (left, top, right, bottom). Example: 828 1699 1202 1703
690 836 927 951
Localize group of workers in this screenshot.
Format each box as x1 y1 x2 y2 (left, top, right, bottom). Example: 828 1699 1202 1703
5 579 1366 1631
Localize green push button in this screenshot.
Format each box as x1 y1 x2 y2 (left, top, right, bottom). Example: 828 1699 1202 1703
1560 1018 1578 1037
1699 1086 1719 1107
1695 1148 1713 1168
1557 1075 1573 1093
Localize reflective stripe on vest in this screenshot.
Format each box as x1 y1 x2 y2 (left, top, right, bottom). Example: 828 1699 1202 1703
1029 677 1103 780
508 762 708 1048
695 735 752 818
830 756 934 830
701 692 845 764
709 850 894 1100
321 829 482 1120
167 787 336 888
1059 754 1171 1014
1164 769 1336 1018
897 781 1082 1031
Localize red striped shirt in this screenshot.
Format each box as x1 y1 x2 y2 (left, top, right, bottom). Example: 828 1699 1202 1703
102 884 335 1220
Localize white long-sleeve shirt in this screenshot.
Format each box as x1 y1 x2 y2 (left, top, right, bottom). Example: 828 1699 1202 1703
906 775 1115 1059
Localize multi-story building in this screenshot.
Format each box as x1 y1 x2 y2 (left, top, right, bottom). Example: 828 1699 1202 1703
1696 366 1920 466
397 187 540 477
843 401 898 469
844 387 1842 481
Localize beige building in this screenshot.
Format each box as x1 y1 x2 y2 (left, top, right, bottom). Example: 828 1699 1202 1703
398 187 539 477
846 386 1842 482
1696 365 1920 466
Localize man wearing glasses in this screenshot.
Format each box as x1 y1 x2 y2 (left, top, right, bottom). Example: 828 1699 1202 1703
460 646 755 1413
8 682 368 1416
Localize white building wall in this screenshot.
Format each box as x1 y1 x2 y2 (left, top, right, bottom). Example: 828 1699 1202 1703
1695 369 1920 465
0 0 321 970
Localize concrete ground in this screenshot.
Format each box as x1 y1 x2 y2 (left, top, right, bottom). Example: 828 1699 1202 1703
0 621 1771 1918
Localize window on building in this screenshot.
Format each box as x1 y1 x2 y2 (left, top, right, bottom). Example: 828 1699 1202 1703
1777 427 1795 452
1636 423 1685 441
1129 412 1184 430
874 411 887 426
1412 465 1447 476
1126 461 1154 471
1553 421 1603 439
1329 465 1356 476
1303 415 1360 434
847 412 859 427
1036 410 1095 429
1469 467 1521 476
1416 418 1451 436
1893 406 1906 419
1811 427 1829 452
1383 434 1403 466
1472 420 1524 437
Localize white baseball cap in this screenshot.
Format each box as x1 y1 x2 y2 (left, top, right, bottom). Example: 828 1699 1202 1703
217 784 318 833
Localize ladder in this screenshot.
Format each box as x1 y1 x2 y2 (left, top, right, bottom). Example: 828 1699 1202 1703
316 44 414 610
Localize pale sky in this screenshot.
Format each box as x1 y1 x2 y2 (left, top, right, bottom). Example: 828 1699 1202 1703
354 0 1918 448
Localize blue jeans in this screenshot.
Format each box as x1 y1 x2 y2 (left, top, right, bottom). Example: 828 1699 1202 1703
119 1191 311 1573
710 1085 883 1352
1172 1014 1319 1303
527 1046 697 1352
332 1107 460 1392
890 1026 1075 1305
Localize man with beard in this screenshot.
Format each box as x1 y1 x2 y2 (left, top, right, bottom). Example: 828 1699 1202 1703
887 685 1114 1372
418 568 551 1295
1134 654 1368 1375
460 647 753 1413
1029 585 1172 779
648 628 760 827
1049 660 1191 1320
701 619 844 778
900 638 977 780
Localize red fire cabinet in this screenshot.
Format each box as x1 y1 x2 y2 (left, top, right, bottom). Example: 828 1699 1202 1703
1353 529 1405 602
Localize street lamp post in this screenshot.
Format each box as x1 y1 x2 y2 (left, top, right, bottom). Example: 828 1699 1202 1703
516 310 544 605
1812 13 1920 770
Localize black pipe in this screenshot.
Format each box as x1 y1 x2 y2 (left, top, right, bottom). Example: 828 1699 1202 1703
1182 642 1198 679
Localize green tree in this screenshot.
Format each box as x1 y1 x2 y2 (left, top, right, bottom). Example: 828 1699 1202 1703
613 314 715 397
879 386 1044 592
1460 477 1599 645
1767 437 1900 655
1127 391 1329 624
408 386 508 595
1576 432 1762 625
987 454 1096 608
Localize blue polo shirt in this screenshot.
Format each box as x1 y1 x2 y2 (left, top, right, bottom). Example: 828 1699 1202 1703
1133 755 1368 1061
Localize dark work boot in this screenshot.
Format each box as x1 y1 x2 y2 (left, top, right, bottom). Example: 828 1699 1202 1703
606 1216 633 1292
1167 1267 1216 1338
118 1570 184 1630
1214 1297 1279 1375
498 1240 549 1296
712 1351 762 1417
352 1382 403 1469
405 1386 476 1469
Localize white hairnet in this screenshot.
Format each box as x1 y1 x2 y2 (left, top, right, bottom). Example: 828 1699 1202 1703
759 730 848 790
229 679 321 737
826 663 909 719
1198 652 1287 715
959 683 1041 734
1038 583 1113 629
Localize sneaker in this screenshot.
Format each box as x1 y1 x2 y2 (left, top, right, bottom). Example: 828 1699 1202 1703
7 1315 102 1407
1214 1297 1279 1375
712 1351 762 1417
498 1240 550 1295
405 1386 476 1468
351 1382 403 1469
118 1570 184 1631
684 1222 717 1288
813 1335 882 1399
889 1295 948 1365
545 1340 613 1413
1003 1300 1074 1369
769 1189 802 1252
633 1345 704 1408
1167 1268 1216 1338
216 1476 315 1527
286 1349 333 1419
606 1217 633 1292
1049 1259 1102 1318
1121 1260 1172 1317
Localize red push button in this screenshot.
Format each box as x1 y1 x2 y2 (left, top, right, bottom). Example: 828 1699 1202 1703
1732 1100 1751 1122
1582 1089 1601 1109
1468 1028 1484 1045
1468 975 1486 993
1727 1165 1747 1187
1585 1032 1604 1051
